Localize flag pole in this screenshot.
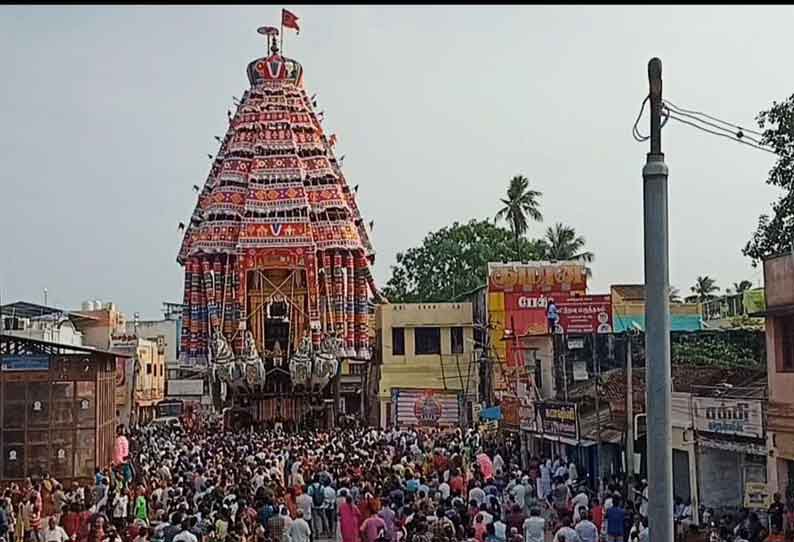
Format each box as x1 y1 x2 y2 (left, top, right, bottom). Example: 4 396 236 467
280 12 284 54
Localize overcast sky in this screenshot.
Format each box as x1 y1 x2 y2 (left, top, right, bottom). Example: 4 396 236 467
1 5 790 318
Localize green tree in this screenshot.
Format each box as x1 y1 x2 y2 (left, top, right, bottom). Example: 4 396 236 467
690 275 720 302
382 219 544 303
743 94 794 264
495 175 543 259
733 280 754 294
538 223 594 268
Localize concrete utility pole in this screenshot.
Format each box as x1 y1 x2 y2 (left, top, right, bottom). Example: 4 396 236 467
643 57 674 542
625 333 634 500
593 333 602 482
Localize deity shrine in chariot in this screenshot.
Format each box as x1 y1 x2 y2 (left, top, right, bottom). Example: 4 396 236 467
176 26 383 429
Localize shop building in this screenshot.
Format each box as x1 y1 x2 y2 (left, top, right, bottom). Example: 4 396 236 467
0 334 118 483
375 303 477 428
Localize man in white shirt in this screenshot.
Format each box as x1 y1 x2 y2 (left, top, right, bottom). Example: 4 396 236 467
523 508 546 542
554 516 581 542
42 517 70 542
438 481 451 501
575 511 598 542
173 519 199 542
112 490 129 529
288 510 312 542
469 482 486 507
511 479 527 513
296 489 313 523
324 483 337 538
571 491 589 523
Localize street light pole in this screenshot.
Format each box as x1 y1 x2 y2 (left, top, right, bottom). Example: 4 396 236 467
643 57 673 542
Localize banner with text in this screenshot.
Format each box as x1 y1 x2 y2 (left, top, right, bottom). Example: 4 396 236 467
536 400 579 440
557 294 612 335
692 397 764 439
488 262 587 293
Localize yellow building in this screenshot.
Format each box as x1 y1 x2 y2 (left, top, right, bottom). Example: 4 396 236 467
375 303 478 428
73 304 166 425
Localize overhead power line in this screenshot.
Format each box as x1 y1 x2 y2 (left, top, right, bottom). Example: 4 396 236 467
663 98 764 137
665 111 776 154
664 103 767 146
633 94 776 155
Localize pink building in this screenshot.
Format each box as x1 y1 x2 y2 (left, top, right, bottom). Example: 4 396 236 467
759 252 794 496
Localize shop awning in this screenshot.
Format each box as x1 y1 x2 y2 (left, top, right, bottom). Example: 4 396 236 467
537 434 597 447
697 435 767 456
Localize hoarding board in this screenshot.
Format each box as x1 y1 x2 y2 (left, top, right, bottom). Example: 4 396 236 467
488 262 587 293
392 388 461 428
692 397 764 439
501 293 612 339
500 395 521 429
536 401 579 440
167 379 205 397
0 355 49 372
557 295 612 334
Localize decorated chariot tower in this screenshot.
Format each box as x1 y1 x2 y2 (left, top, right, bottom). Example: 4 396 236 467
176 26 381 428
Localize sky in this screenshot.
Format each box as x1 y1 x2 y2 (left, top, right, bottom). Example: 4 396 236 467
1 5 791 319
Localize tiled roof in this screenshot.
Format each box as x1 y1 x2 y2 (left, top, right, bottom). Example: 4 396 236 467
567 364 766 414
611 285 647 301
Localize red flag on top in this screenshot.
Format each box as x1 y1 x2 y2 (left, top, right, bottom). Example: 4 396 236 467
282 9 300 34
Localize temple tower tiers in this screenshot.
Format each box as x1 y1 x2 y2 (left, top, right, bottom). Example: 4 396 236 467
176 28 380 401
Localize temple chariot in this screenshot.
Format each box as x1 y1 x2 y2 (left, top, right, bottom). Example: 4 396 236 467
176 26 381 430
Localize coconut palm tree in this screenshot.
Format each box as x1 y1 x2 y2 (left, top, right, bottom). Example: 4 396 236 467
690 276 720 302
540 223 594 263
495 175 543 258
733 280 753 294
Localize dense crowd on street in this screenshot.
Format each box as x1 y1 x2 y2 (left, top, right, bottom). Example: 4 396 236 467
0 418 792 542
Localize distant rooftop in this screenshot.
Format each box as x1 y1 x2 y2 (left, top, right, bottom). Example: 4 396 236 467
0 301 68 319
1 301 101 324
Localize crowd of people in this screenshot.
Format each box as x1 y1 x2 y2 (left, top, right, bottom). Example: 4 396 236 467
0 417 791 542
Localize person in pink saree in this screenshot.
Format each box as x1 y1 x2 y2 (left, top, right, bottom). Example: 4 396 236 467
339 494 362 542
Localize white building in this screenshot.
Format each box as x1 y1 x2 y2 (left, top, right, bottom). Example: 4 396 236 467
1 301 85 346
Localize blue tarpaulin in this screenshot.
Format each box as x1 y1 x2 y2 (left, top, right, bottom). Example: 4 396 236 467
480 406 502 421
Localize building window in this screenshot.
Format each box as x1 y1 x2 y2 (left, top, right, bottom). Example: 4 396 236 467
147 364 152 375
782 315 794 372
415 327 441 355
451 327 464 354
392 327 405 356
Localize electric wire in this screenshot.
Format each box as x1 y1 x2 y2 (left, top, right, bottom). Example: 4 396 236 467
663 98 764 137
663 102 767 146
632 96 650 142
665 112 777 155
634 95 775 155
633 95 670 142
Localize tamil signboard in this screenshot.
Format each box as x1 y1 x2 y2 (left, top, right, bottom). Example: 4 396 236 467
692 397 764 439
500 293 612 339
488 262 588 293
536 401 579 440
392 388 461 429
557 295 612 335
1 355 49 372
